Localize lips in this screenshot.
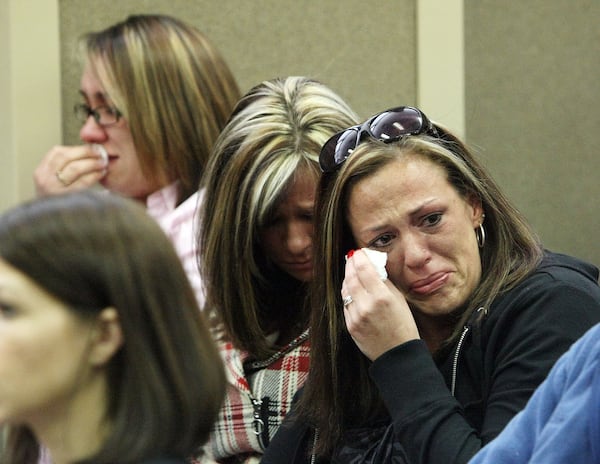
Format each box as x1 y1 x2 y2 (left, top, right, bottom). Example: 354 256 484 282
287 260 312 269
409 271 450 295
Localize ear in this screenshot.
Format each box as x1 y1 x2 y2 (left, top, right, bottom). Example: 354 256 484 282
88 307 123 367
466 193 485 227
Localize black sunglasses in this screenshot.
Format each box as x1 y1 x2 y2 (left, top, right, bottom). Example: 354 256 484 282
319 106 439 173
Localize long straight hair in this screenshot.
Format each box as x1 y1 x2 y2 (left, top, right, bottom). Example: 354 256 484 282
199 76 359 359
0 190 225 463
301 126 543 457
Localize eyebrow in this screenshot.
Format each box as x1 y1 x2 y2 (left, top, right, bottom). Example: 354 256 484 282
78 89 109 103
354 198 439 236
407 198 438 217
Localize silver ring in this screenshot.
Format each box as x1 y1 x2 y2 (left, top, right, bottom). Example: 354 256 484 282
343 295 353 307
55 170 69 187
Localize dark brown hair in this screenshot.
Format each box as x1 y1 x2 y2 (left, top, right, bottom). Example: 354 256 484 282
0 190 225 463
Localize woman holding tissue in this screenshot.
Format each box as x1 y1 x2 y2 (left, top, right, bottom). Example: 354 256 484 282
262 106 600 463
33 14 240 308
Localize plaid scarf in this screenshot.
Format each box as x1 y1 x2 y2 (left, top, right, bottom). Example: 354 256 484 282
193 329 310 463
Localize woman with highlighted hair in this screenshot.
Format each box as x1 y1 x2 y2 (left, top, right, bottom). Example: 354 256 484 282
34 14 240 309
263 105 600 463
195 76 359 463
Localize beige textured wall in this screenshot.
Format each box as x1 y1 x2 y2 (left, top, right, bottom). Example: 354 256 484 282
465 0 600 267
1 0 61 210
59 0 417 144
0 0 14 211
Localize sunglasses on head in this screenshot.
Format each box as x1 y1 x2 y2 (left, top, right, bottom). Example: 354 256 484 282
319 106 439 173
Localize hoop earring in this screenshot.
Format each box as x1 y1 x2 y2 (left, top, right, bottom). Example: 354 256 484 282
476 223 486 248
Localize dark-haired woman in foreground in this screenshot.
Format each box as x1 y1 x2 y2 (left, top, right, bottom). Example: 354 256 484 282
0 191 225 464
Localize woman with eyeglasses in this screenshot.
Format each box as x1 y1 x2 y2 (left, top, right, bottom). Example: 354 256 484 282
261 106 600 463
0 190 225 464
192 77 359 463
33 14 240 309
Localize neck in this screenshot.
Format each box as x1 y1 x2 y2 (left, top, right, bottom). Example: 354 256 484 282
31 373 109 464
413 313 454 353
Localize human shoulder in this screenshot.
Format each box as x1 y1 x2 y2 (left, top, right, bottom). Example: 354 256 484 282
147 183 201 225
488 251 600 319
474 252 600 361
504 251 599 295
535 250 600 286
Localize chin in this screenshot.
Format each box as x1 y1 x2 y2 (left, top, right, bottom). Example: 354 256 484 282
292 271 312 283
411 293 460 317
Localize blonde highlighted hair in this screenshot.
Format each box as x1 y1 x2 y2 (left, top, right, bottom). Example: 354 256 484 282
200 76 359 358
84 14 240 203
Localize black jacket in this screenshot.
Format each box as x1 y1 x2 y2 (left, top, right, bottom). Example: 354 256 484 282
138 458 187 464
262 251 600 463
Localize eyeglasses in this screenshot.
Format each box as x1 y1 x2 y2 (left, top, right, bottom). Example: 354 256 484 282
319 106 439 173
74 103 122 126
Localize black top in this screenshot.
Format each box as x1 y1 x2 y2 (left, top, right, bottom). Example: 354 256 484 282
137 457 187 464
262 251 600 463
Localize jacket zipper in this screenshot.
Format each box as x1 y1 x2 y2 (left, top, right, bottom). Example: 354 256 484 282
451 325 469 396
310 316 480 460
451 306 486 396
310 428 319 464
251 397 266 449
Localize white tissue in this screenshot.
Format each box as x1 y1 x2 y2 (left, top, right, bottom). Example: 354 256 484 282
362 248 388 280
92 144 108 167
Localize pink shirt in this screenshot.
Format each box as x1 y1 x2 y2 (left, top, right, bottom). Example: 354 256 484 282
146 183 206 310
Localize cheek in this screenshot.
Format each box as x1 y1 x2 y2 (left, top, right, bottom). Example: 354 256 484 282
260 230 282 260
0 325 91 423
382 254 409 294
305 222 315 242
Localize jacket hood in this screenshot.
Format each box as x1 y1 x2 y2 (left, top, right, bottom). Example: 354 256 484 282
539 250 599 284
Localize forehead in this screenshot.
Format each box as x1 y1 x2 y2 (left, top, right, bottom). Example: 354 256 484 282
346 155 453 214
0 258 92 334
275 168 318 209
0 258 35 293
0 260 69 328
79 63 111 104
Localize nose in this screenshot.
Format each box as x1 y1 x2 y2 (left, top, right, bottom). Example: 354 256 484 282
401 233 432 269
79 116 108 143
285 221 312 256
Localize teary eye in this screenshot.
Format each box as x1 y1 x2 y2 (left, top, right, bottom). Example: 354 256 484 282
370 233 394 248
422 212 442 227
